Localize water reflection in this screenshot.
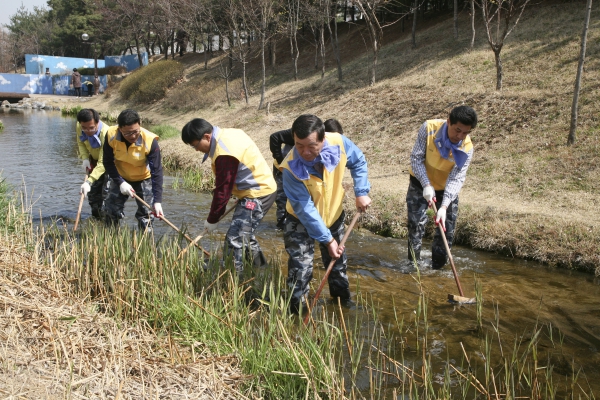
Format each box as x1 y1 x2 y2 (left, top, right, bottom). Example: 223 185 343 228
1 109 598 396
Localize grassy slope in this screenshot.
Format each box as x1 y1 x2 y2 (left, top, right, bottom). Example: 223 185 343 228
84 0 600 274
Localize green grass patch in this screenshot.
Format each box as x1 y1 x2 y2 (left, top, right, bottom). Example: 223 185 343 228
119 60 184 104
148 123 180 140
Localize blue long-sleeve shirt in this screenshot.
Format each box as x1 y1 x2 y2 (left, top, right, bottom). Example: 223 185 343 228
283 135 370 243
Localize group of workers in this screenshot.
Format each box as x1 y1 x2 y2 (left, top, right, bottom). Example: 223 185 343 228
77 105 478 314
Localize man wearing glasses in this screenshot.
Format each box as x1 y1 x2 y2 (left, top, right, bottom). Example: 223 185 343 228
406 105 478 269
103 109 164 230
181 118 276 275
77 108 110 219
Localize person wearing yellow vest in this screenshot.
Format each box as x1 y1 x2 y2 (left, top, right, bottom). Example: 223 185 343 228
77 108 110 219
269 119 345 231
102 109 164 230
280 114 371 314
181 118 277 275
407 105 478 269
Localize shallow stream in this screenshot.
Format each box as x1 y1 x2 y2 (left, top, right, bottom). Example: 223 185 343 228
1 108 598 396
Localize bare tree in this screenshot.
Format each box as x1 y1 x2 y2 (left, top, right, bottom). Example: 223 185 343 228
568 0 593 146
256 0 277 109
470 0 476 48
352 0 407 86
325 0 343 81
286 0 301 80
411 0 418 48
480 0 531 90
454 0 458 39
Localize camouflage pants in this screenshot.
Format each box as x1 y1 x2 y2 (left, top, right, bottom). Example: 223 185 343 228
406 179 459 269
284 211 350 311
103 178 154 230
273 166 287 229
88 173 109 219
224 192 276 275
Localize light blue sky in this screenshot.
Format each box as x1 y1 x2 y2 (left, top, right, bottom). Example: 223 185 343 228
1 0 49 28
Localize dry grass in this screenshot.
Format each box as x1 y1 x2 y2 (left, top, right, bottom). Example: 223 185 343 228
33 0 600 273
0 236 246 399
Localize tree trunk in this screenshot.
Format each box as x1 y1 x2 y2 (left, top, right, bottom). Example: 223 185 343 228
134 36 143 67
259 29 266 110
225 66 231 107
171 30 175 60
330 5 343 81
412 0 418 48
242 61 249 104
568 0 592 145
454 0 458 39
470 0 476 48
320 25 326 78
204 37 209 70
494 47 503 90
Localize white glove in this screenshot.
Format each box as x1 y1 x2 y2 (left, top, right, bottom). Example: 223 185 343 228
80 181 91 198
204 220 218 233
82 159 91 172
153 203 164 218
422 185 435 204
435 207 447 232
119 181 135 197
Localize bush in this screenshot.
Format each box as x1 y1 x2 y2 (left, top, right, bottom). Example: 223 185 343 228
78 66 128 76
148 124 179 140
119 60 184 104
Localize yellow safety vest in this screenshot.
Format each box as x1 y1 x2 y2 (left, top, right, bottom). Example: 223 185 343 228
409 119 473 191
106 126 158 182
211 128 276 198
76 121 110 183
280 132 347 228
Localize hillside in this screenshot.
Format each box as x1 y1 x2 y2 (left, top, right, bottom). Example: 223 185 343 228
40 0 600 273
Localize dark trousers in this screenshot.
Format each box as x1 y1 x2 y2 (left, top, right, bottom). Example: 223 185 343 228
103 178 154 229
284 211 350 310
273 166 287 228
88 173 109 218
74 87 81 97
224 192 276 276
406 177 459 269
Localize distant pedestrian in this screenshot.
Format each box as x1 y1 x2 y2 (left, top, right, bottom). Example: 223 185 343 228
93 75 100 95
406 105 478 269
72 68 82 97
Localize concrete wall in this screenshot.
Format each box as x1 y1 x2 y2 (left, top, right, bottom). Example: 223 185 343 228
105 53 148 71
26 55 106 75
0 73 108 95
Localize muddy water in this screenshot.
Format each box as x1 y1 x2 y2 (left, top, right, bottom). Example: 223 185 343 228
1 109 599 396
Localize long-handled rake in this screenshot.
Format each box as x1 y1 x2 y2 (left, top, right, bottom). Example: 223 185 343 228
132 192 210 257
303 212 362 325
177 200 239 260
74 174 88 231
430 202 475 304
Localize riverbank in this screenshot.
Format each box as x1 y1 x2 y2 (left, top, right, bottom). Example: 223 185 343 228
30 1 600 274
0 198 245 398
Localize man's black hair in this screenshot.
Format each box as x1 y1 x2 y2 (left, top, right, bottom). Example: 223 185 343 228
181 118 213 144
449 106 478 128
117 109 141 127
292 114 325 141
324 118 344 135
77 108 99 124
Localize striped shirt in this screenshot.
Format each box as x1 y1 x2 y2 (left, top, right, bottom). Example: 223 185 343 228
410 121 473 208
